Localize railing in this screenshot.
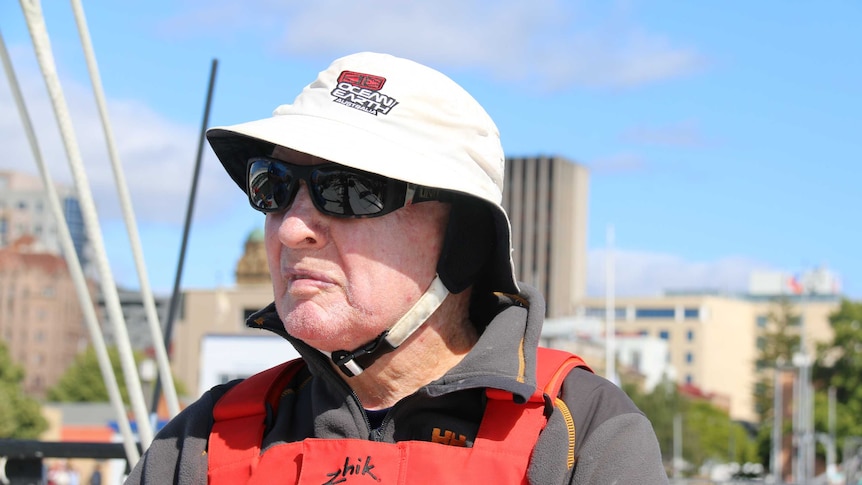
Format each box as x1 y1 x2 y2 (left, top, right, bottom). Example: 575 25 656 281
0 439 136 484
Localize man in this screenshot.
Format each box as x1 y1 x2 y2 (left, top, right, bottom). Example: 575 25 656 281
126 52 667 484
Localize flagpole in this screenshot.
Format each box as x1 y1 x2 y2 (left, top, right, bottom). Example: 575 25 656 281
605 224 616 383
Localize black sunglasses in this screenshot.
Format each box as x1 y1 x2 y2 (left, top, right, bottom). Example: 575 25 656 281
246 157 448 218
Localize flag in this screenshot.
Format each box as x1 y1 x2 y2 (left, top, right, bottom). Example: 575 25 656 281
787 275 804 295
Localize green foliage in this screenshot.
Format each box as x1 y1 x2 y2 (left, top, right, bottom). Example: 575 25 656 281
624 379 757 473
813 298 862 457
47 346 136 403
752 298 862 466
752 297 801 424
750 298 804 467
624 379 685 464
0 341 48 438
47 346 186 404
688 401 759 466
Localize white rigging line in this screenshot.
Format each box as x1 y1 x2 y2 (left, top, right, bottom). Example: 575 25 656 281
69 0 180 418
17 0 154 449
0 28 140 466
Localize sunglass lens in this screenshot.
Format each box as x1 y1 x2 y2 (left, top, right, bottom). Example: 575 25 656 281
248 160 293 212
312 169 388 217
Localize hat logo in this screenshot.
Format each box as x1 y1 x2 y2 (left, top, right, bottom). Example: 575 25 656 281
331 70 399 116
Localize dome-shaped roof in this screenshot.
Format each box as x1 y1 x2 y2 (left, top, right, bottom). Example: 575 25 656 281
246 227 265 243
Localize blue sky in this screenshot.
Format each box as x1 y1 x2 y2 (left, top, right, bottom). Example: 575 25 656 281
2 1 860 299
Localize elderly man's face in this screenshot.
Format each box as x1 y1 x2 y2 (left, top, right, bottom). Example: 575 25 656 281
263 154 449 353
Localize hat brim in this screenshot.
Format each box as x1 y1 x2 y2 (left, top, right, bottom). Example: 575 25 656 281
207 113 500 204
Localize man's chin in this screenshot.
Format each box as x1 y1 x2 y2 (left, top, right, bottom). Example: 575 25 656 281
279 309 351 350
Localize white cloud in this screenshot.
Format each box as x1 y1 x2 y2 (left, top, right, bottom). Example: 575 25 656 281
586 152 648 174
621 119 710 148
587 248 773 297
165 0 705 90
0 51 237 225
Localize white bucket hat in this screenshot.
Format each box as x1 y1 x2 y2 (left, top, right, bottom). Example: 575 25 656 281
207 51 519 295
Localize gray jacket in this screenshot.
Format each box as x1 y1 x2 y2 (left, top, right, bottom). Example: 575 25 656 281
126 285 668 484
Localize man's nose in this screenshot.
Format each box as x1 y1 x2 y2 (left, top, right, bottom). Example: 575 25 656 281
273 183 327 249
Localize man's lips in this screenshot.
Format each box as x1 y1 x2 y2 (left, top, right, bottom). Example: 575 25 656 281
284 269 337 294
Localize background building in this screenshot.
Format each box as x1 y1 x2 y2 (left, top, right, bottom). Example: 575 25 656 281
0 171 90 273
503 156 589 318
96 287 170 352
170 229 277 396
0 236 90 396
579 269 841 423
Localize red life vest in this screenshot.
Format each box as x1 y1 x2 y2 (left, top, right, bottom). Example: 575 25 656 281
208 347 591 485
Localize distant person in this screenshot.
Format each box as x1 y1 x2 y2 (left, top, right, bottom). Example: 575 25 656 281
126 52 667 483
88 465 102 485
48 460 72 485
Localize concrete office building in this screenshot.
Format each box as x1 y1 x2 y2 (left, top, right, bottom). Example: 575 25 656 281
579 271 841 423
502 156 589 318
95 287 170 352
0 171 90 272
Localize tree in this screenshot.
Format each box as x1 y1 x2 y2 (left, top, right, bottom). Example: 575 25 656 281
624 378 685 467
752 297 801 424
624 378 757 475
813 298 862 458
748 297 803 468
48 346 134 403
0 341 48 438
47 346 185 404
683 400 759 467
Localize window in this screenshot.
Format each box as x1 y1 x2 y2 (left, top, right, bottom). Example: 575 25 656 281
685 352 694 364
683 308 700 319
659 330 670 340
687 330 695 341
635 308 675 319
585 307 626 319
756 336 766 350
756 315 768 328
685 375 693 385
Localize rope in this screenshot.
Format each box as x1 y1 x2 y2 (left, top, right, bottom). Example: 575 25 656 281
17 0 154 450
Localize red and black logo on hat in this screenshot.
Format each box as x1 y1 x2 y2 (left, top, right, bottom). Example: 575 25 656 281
331 70 399 116
338 71 387 91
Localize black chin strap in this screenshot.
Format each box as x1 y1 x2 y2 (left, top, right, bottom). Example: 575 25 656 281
327 275 449 377
330 331 396 377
